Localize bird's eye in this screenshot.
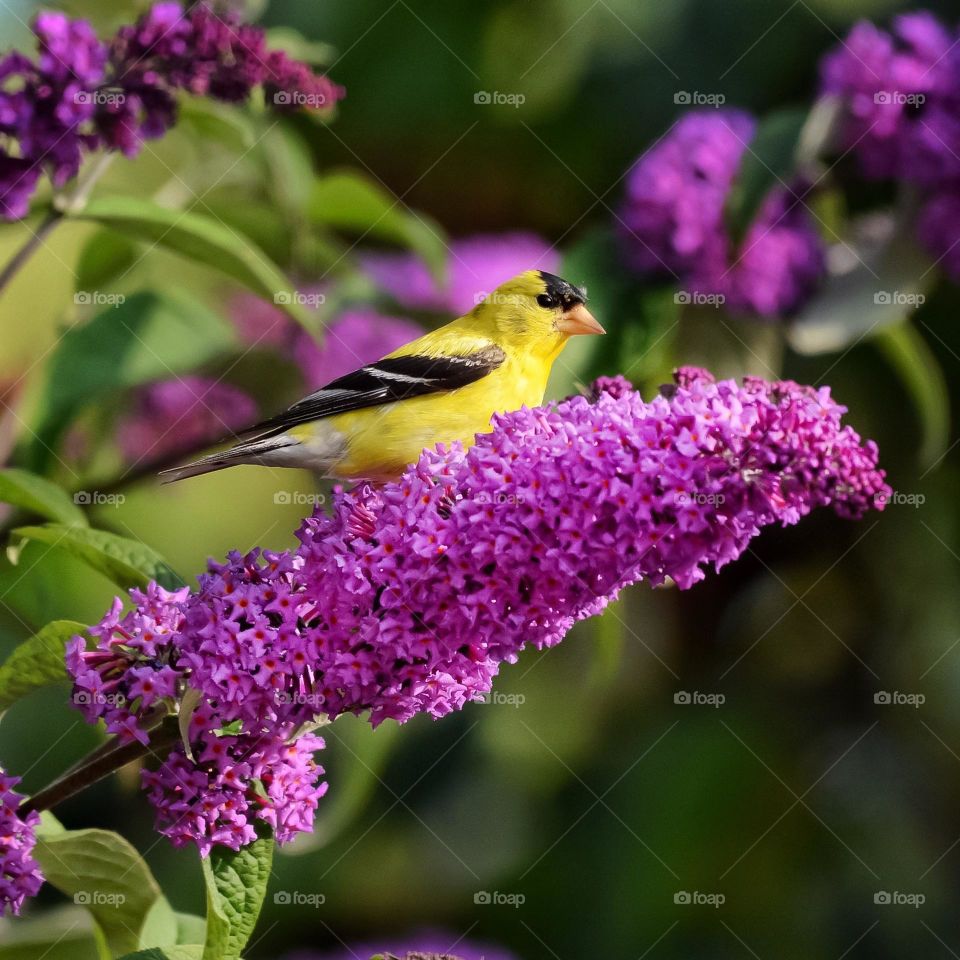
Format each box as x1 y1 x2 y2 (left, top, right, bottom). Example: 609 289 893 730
537 294 558 309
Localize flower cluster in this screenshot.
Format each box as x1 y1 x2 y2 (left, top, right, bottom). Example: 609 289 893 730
618 110 826 318
287 933 516 960
0 3 344 219
117 376 258 466
0 772 43 916
821 11 960 280
65 581 188 744
69 370 887 854
361 232 561 316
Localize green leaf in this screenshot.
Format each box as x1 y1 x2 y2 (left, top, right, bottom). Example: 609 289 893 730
117 949 204 960
201 828 274 960
875 322 950 469
179 99 256 153
75 229 139 294
725 107 808 240
175 915 207 945
21 290 234 471
0 619 86 713
788 207 934 354
0 468 87 526
70 196 311 327
11 524 184 591
309 170 448 281
33 828 169 958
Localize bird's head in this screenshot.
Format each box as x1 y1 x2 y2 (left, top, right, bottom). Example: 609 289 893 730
471 270 605 355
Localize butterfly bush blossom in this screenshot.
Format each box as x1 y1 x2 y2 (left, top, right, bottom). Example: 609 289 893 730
820 11 960 280
0 2 344 219
618 110 826 317
0 772 43 916
67 369 888 855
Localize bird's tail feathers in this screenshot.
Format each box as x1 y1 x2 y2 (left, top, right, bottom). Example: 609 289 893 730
159 434 299 483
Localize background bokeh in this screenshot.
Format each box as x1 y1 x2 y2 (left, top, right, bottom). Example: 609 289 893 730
1 1 959 958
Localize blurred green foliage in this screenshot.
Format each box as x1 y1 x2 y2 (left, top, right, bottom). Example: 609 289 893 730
1 0 959 958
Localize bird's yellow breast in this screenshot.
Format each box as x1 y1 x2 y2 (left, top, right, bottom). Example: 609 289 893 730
318 353 552 482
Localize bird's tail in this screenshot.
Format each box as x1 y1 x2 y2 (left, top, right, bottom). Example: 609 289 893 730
159 434 299 483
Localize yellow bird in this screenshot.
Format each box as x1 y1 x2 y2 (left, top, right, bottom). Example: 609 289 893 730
162 270 604 484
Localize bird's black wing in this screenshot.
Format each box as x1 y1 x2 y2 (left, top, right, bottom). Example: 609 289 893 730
240 344 507 439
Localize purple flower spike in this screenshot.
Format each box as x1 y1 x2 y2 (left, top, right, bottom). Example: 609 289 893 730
295 370 889 725
0 773 43 916
820 12 960 185
66 582 189 744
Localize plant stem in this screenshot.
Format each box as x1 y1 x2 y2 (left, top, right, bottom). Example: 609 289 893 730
22 716 180 814
0 211 62 297
0 152 115 299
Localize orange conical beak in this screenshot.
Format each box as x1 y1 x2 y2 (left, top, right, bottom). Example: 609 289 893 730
557 302 605 336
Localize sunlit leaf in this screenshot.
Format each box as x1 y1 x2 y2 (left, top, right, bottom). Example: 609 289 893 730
0 619 86 713
0 468 87 526
70 197 311 326
201 827 274 960
11 524 184 591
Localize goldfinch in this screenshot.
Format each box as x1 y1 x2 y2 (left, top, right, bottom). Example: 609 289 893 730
162 269 604 484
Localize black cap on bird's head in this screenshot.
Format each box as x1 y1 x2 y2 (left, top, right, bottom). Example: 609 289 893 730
537 270 604 336
538 271 587 309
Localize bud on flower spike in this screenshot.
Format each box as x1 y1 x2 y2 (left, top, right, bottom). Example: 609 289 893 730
68 369 889 854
